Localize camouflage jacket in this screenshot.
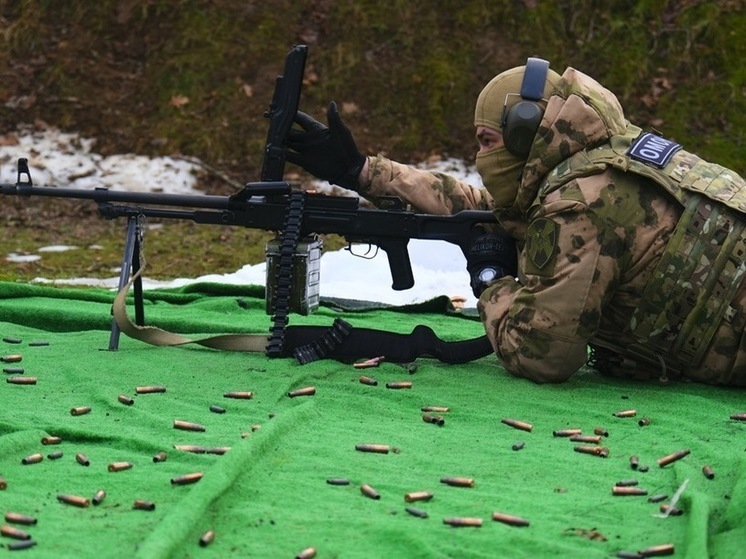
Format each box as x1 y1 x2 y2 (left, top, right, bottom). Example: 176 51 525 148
360 68 746 387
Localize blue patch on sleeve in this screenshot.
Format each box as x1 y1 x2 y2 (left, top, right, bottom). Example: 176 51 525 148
627 132 681 168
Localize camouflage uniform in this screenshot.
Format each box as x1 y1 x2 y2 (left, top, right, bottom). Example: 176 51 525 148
360 67 746 386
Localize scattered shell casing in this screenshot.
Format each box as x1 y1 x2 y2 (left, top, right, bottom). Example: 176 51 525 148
136 385 166 394
702 465 715 479
404 491 433 503
29 341 49 347
421 406 450 413
223 391 253 399
443 517 482 527
295 547 316 559
92 489 106 506
612 486 648 496
209 404 226 414
108 461 132 472
405 506 429 518
2 337 22 344
552 429 582 437
76 453 90 466
199 530 216 547
7 540 37 551
638 464 650 472
171 472 204 486
47 450 63 460
21 453 43 465
354 356 384 369
41 435 62 445
569 435 602 444
512 441 525 451
358 375 378 386
0 354 22 363
57 494 90 508
360 483 380 500
0 476 6 489
355 444 389 454
647 494 668 503
440 477 474 488
70 406 91 416
173 445 207 454
615 479 639 487
118 394 135 406
4 513 37 526
574 445 610 458
6 376 36 385
613 409 637 418
491 511 530 527
207 447 231 455
730 412 746 421
133 499 156 511
638 543 675 557
657 449 690 468
385 381 412 389
1 524 31 540
659 503 683 516
153 451 168 463
501 418 533 432
288 386 316 398
638 417 651 426
173 420 206 432
251 424 262 432
2 367 24 374
630 455 640 470
326 478 350 486
422 413 445 426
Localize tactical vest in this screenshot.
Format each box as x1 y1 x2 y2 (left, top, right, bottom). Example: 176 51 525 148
541 124 746 375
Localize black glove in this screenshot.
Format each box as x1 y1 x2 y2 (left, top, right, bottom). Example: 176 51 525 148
286 101 366 190
462 227 518 298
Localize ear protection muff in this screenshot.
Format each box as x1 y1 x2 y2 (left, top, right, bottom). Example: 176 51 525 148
502 57 550 158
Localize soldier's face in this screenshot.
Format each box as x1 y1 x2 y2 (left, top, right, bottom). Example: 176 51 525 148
476 126 504 154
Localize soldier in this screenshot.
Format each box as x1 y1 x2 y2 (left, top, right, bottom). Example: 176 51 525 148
286 58 746 387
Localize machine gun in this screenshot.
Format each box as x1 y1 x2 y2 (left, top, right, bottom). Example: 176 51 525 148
0 45 510 363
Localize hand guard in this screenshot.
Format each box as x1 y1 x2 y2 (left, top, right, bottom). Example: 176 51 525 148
286 101 366 190
462 227 517 298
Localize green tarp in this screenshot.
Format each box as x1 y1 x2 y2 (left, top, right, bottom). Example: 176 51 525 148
0 281 743 558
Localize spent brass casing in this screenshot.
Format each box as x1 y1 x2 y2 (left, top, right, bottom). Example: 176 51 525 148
326 478 350 486
358 375 378 386
512 441 526 451
136 385 166 394
360 483 380 500
647 494 668 503
638 543 675 557
4 513 37 526
421 406 450 413
21 453 43 465
355 444 389 454
199 530 216 547
223 391 253 399
295 547 317 559
404 491 433 503
657 449 690 468
70 406 92 416
173 445 207 453
0 354 22 363
730 412 746 421
1 524 31 540
207 447 231 455
612 486 648 496
171 472 204 485
173 420 206 432
405 507 429 518
613 409 637 418
288 386 316 398
76 453 90 466
108 461 132 472
574 446 610 458
2 367 24 374
354 356 384 369
57 494 90 508
440 477 474 488
385 381 412 389
615 479 639 487
92 489 106 506
118 394 135 406
0 476 6 489
7 540 37 551
6 376 36 385
209 404 226 414
569 435 602 444
552 429 582 437
41 435 62 445
133 499 156 511
659 503 683 516
443 517 482 527
422 413 445 426
491 512 530 527
47 450 63 460
630 455 640 470
501 418 533 432
153 451 168 462
593 426 609 437
638 417 651 426
702 465 715 479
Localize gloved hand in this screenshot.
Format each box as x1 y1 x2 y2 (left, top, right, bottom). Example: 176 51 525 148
286 101 366 190
462 227 518 298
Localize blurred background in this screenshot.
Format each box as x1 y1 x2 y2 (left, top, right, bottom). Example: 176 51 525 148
1 0 745 282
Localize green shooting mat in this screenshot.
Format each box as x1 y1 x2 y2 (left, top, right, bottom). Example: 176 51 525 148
0 281 744 558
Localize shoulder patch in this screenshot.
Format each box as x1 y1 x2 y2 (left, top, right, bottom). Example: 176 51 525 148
526 218 559 272
628 132 681 168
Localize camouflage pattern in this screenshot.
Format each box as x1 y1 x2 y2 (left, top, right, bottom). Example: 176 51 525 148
359 67 746 386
